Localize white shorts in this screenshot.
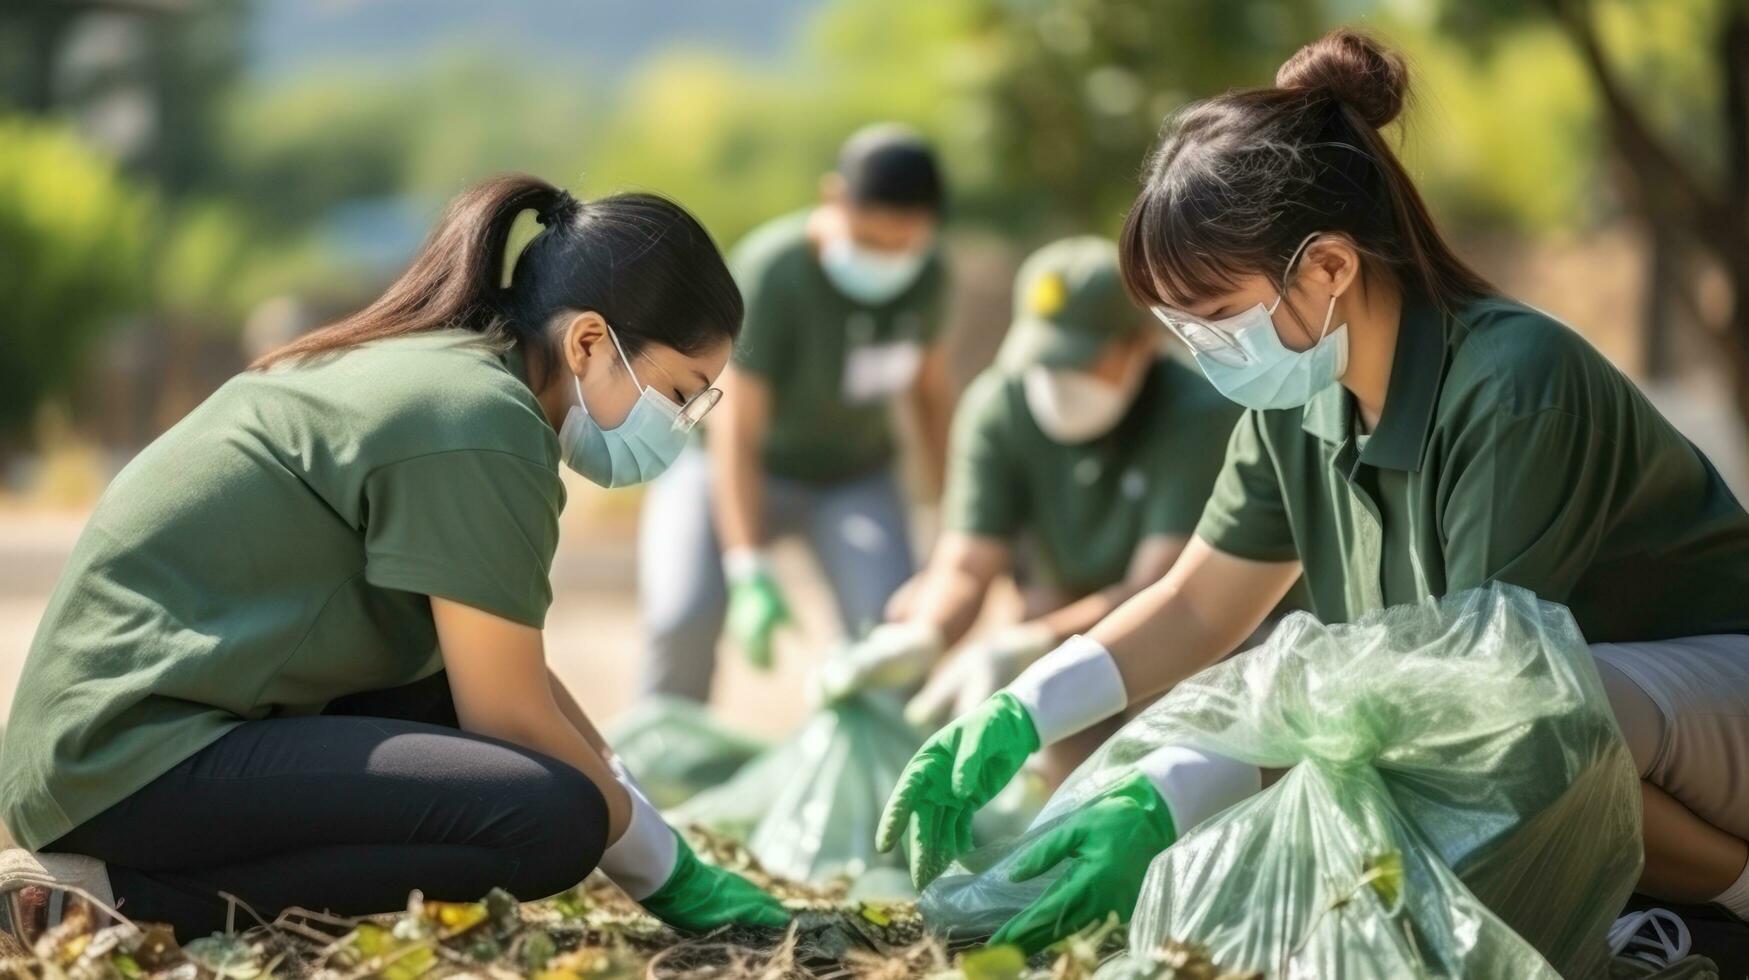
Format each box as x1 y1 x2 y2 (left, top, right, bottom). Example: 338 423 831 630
1591 635 1749 841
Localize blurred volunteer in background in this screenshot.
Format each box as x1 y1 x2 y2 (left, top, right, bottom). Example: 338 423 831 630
0 176 788 942
877 30 1749 953
822 237 1241 782
638 124 953 699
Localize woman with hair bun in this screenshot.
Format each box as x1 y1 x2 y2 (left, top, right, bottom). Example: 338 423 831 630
0 175 789 942
878 29 1749 954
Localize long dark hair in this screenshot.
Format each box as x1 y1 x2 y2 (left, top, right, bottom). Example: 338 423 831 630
1119 29 1492 319
253 174 742 386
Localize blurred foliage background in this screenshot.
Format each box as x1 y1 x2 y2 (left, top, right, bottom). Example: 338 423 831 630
0 0 1744 500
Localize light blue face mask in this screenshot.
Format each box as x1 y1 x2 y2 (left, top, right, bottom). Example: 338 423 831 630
559 327 689 488
1155 234 1349 412
820 235 929 305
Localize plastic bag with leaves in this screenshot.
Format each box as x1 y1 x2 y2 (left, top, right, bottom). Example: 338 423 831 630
606 695 768 810
670 690 923 888
924 585 1641 978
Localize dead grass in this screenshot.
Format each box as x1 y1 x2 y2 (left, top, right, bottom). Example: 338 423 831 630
0 829 1252 980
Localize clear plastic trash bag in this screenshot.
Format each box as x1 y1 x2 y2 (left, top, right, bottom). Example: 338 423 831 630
605 696 768 810
671 690 924 885
923 585 1641 978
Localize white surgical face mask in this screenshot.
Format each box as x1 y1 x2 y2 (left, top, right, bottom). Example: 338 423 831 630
820 235 928 305
559 327 690 488
1022 365 1139 444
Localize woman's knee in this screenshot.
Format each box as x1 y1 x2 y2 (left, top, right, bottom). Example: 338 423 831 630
499 765 611 899
1593 649 1667 778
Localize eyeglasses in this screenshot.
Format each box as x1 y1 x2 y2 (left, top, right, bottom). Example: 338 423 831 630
672 386 722 433
1147 231 1326 369
1150 307 1253 367
630 346 721 433
605 322 725 433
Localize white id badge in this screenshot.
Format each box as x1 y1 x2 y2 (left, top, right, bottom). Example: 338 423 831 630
842 339 923 404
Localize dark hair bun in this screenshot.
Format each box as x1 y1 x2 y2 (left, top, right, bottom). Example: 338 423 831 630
1275 28 1408 129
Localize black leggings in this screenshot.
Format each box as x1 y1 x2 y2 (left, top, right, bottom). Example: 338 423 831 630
44 673 609 939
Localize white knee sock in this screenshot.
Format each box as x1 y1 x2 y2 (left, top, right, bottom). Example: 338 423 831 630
1713 852 1749 921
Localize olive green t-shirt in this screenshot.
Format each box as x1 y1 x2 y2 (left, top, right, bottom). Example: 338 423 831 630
1195 293 1749 641
0 331 566 850
945 359 1242 595
729 211 948 484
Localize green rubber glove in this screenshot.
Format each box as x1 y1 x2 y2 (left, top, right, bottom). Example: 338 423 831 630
726 568 790 671
989 772 1177 954
875 691 1041 889
639 833 792 932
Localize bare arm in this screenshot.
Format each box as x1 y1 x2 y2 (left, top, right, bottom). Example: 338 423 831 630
548 667 611 759
908 345 955 498
1026 534 1189 645
1088 536 1302 703
889 531 1010 647
710 365 772 554
433 597 631 842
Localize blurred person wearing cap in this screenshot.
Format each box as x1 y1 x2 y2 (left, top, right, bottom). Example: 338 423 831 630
820 236 1242 779
635 124 953 700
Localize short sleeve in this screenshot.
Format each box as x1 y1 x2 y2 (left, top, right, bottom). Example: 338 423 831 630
1193 410 1298 561
942 374 1025 539
913 253 950 344
1144 405 1240 539
729 248 792 380
1438 408 1608 602
363 450 563 628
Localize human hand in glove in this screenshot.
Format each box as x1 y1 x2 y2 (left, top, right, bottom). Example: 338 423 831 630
904 623 1055 729
598 769 790 932
724 550 790 671
640 837 791 932
813 621 945 703
875 691 1040 888
989 772 1176 954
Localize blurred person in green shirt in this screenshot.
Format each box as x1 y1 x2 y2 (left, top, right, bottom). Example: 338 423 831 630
819 237 1242 782
0 176 787 944
637 125 954 699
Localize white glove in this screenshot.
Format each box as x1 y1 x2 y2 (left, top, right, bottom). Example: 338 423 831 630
813 621 945 703
904 623 1057 729
607 752 647 798
1133 744 1262 835
596 770 678 900
1005 633 1128 747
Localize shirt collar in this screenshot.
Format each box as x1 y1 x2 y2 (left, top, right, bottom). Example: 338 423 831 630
1359 292 1448 472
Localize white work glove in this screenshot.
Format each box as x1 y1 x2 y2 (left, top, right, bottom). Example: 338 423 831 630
904 623 1057 729
813 621 945 704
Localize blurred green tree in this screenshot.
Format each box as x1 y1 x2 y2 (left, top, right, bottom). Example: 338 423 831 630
0 117 152 436
1435 0 1749 407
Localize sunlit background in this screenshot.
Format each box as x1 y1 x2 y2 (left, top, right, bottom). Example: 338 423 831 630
1 0 1744 734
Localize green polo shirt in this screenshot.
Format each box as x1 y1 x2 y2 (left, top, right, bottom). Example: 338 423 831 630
1196 293 1749 641
0 331 566 851
946 359 1241 595
729 212 948 484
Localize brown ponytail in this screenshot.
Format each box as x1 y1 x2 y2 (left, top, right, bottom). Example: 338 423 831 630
1119 28 1493 316
252 174 742 385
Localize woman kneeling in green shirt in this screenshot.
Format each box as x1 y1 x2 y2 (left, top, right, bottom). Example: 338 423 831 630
877 30 1749 954
0 175 788 942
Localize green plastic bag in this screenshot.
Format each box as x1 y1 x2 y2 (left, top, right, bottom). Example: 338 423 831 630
923 585 1641 978
605 696 768 810
671 690 922 885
